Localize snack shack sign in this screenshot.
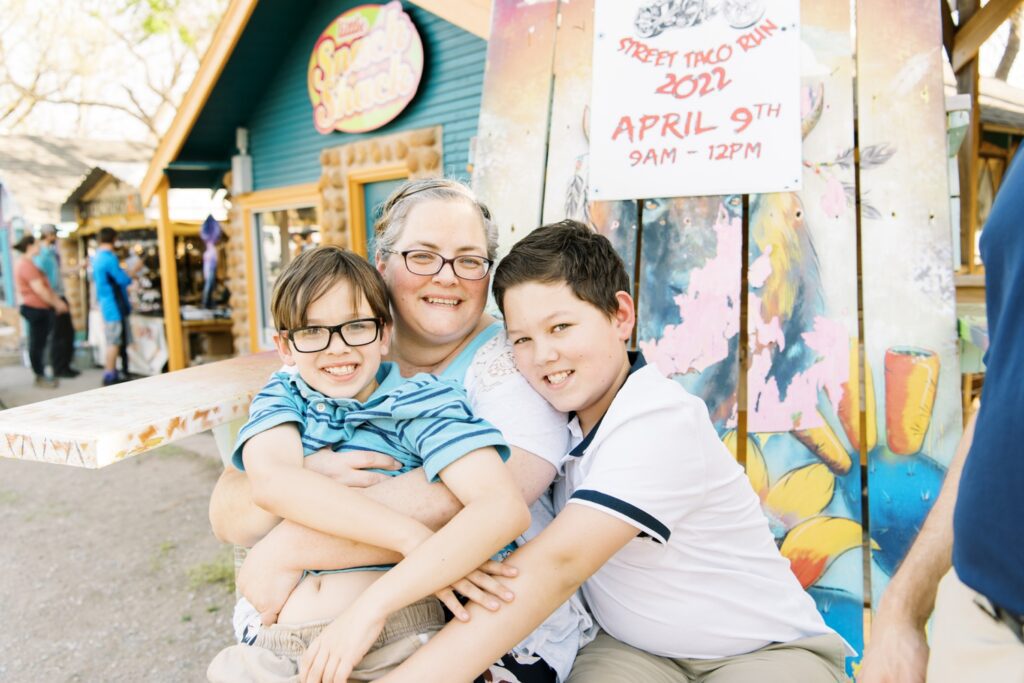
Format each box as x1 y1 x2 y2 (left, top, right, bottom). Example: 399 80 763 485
308 2 424 134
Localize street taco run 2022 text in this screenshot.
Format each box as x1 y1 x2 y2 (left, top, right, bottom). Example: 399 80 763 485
612 18 783 168
588 1 802 201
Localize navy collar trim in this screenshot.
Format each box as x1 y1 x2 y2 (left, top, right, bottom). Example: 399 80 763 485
568 350 647 457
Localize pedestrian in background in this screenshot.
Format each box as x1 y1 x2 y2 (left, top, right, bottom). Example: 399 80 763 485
92 227 135 386
13 234 66 388
34 224 79 378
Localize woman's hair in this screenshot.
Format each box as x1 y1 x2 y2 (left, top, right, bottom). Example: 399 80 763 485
271 245 392 331
13 234 35 253
373 178 498 260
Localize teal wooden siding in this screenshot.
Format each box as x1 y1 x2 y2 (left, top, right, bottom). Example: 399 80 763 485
248 1 487 191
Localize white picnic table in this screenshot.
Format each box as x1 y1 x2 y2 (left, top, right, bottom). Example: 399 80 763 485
0 352 279 468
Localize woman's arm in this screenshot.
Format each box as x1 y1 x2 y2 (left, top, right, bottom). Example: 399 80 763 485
213 444 554 552
300 448 533 683
209 467 281 547
223 446 558 621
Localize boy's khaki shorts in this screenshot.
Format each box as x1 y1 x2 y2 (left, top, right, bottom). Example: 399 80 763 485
208 597 445 683
567 631 850 683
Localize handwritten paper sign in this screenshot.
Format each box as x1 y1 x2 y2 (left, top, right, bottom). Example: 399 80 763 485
589 0 801 200
308 2 424 134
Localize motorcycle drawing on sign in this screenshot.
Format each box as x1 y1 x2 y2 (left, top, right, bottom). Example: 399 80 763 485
634 0 766 37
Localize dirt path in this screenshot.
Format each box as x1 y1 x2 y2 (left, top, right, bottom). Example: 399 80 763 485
0 430 237 682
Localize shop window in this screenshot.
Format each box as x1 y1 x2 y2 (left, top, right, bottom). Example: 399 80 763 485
254 206 321 344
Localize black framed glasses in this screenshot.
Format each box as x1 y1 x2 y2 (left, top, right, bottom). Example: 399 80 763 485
284 318 383 353
382 248 493 280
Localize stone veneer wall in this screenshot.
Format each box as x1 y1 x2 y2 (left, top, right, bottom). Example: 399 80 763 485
223 202 250 356
318 126 444 248
60 237 86 334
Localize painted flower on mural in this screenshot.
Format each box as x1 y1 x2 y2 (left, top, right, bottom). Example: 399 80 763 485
729 432 869 589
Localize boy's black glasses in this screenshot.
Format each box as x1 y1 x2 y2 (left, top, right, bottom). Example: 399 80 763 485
284 318 383 353
381 248 493 280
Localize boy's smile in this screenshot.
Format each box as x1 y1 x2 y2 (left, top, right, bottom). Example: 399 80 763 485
503 281 634 434
273 280 390 401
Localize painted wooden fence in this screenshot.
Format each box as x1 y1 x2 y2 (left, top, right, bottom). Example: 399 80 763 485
473 0 961 674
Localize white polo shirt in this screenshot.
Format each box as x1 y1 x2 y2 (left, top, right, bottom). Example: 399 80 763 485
554 354 842 660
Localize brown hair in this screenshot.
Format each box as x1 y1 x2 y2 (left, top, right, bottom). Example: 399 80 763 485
13 234 35 253
271 245 392 331
98 227 117 244
493 220 630 317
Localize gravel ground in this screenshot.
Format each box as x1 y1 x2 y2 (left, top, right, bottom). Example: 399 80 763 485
1 363 237 682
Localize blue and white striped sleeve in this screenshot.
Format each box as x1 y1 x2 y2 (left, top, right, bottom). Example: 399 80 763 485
231 373 305 471
390 376 510 483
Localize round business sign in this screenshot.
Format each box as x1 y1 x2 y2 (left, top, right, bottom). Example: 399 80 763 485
308 2 424 134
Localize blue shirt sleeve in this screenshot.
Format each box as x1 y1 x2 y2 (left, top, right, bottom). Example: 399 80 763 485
390 376 510 482
232 373 306 471
110 261 132 286
32 249 60 291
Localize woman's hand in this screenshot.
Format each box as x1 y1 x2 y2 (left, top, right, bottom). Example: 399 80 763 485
300 602 386 683
303 449 401 486
434 559 518 622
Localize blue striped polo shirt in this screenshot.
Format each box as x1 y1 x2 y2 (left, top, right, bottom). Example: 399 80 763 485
232 361 510 481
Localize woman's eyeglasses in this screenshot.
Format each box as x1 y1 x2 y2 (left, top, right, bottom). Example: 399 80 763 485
284 318 383 353
382 249 492 281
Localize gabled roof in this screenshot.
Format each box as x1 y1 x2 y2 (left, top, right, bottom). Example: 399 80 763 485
139 0 492 204
0 135 151 225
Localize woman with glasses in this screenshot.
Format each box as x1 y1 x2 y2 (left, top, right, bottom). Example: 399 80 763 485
209 179 594 683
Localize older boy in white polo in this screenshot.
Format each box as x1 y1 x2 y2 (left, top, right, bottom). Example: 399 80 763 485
377 221 852 683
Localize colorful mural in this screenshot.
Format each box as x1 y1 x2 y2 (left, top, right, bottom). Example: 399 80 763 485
541 0 639 294
475 0 960 674
638 195 742 430
473 0 560 254
856 0 961 608
741 1 865 663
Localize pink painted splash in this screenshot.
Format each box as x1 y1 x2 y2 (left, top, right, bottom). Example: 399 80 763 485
639 206 741 377
747 313 851 432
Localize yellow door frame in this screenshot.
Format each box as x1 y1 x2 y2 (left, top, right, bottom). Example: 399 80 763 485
238 182 322 353
345 163 409 258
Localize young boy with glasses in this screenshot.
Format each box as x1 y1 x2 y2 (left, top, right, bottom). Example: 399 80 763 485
208 245 530 682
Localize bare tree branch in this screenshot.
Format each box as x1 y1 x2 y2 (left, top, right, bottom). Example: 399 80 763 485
995 7 1024 81
0 0 225 139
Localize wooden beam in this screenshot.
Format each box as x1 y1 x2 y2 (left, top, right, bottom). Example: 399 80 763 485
942 0 956 61
953 0 1024 71
140 0 258 204
408 0 492 39
156 179 186 371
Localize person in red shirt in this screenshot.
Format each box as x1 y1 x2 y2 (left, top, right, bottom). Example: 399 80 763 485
13 234 67 388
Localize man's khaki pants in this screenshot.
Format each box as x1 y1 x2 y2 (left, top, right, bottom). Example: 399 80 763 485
567 631 849 682
927 568 1024 683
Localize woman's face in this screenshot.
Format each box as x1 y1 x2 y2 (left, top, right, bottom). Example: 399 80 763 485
377 198 491 348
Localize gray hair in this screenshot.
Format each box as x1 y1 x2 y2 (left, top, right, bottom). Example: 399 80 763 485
372 178 498 260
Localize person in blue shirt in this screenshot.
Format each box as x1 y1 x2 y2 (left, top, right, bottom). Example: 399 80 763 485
34 224 78 378
207 245 530 683
859 154 1024 681
92 227 134 385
